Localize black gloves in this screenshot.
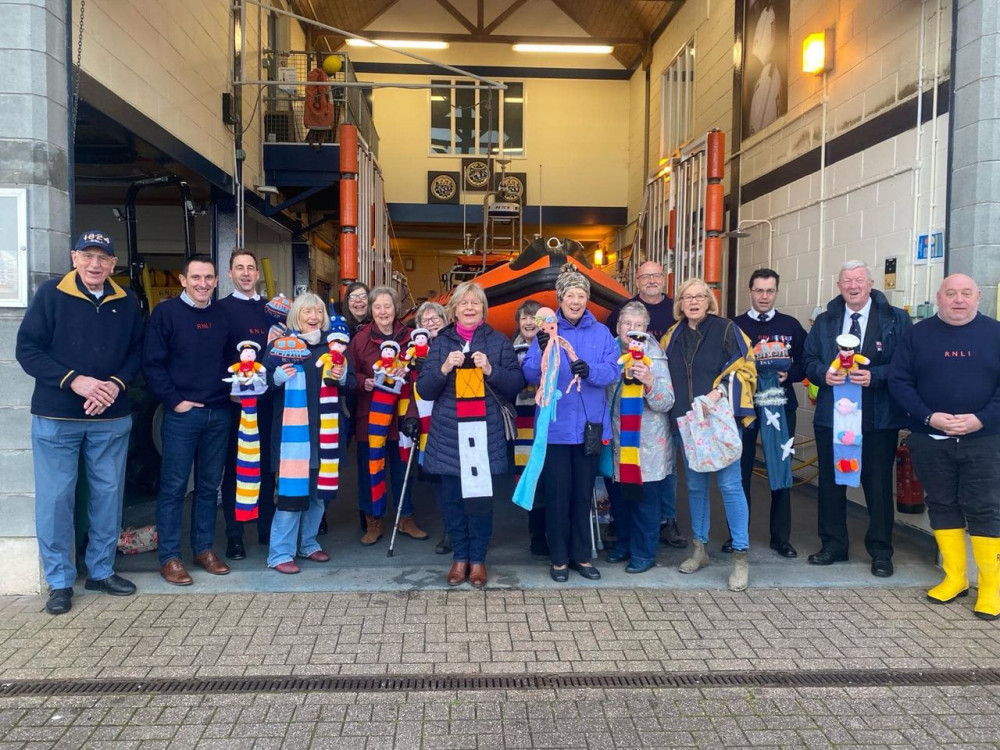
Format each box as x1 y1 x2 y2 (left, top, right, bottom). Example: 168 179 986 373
409 357 423 374
401 417 421 439
570 359 590 380
535 331 550 351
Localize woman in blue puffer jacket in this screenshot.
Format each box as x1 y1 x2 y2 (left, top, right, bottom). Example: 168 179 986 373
521 264 620 583
417 282 524 589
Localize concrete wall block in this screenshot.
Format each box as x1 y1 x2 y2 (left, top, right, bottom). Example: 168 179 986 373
864 76 898 118
786 175 811 212
862 137 897 180
0 408 31 450
863 203 896 237
876 229 913 258
832 212 863 245
953 77 1000 129
832 153 863 193
0 450 34 493
0 538 40 595
0 139 69 190
825 195 849 221
0 1 65 61
0 494 36 537
0 362 36 407
783 277 812 308
797 204 820 230
0 48 66 97
27 226 72 284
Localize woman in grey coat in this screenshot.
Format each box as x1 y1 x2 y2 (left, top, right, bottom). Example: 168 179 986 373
605 302 676 573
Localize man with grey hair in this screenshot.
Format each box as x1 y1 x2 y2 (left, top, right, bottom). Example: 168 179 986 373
803 260 911 577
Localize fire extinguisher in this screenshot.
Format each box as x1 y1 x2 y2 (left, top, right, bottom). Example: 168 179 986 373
895 436 926 514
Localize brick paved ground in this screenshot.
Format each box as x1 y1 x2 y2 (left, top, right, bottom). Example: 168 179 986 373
2 588 1000 748
1 685 999 748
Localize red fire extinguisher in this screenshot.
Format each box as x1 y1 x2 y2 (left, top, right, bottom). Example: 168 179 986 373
895 436 926 514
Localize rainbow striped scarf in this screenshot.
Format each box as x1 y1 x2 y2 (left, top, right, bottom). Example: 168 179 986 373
617 380 644 484
367 388 399 516
455 364 492 498
234 396 261 521
316 379 340 502
277 364 310 510
513 387 536 477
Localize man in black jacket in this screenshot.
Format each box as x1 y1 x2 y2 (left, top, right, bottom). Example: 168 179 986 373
16 231 144 614
803 260 911 577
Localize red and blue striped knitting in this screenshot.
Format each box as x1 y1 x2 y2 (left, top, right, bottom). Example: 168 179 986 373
367 388 399 516
234 396 261 521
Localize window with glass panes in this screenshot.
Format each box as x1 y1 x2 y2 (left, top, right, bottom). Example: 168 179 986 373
430 81 523 156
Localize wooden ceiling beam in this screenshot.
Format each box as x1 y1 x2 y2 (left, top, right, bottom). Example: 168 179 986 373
434 0 478 33
482 0 530 36
314 30 644 46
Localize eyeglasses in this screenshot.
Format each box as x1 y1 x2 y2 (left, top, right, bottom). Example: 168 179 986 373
420 314 444 324
347 293 368 302
637 273 664 281
750 288 776 296
74 251 116 266
679 293 709 302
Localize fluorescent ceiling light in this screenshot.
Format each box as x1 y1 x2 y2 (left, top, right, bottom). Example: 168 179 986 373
512 43 613 54
347 39 449 50
504 97 523 103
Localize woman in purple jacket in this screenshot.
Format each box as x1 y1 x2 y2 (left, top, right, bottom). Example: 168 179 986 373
521 265 620 582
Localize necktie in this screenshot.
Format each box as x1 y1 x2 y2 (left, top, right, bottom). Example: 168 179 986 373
758 313 768 323
849 312 862 339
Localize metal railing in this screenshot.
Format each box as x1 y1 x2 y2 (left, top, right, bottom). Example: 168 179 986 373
261 50 378 156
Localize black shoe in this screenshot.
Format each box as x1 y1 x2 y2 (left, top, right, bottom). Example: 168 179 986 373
720 539 734 554
550 565 569 583
84 574 136 596
871 558 894 578
807 549 849 565
45 588 73 615
435 536 451 555
660 519 688 549
226 539 247 560
770 542 798 559
605 550 629 563
318 515 328 536
571 562 602 580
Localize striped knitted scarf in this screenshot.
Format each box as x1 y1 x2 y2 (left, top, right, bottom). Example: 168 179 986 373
397 377 414 463
277 364 310 511
617 380 644 484
234 396 261 521
455 364 492 498
316 379 340 502
367 388 399 516
513 386 536 477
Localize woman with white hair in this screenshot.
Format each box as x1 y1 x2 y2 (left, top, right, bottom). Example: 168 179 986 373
521 264 620 582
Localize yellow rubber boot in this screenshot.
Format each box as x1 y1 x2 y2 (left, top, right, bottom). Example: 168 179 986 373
970 536 1000 621
927 528 969 604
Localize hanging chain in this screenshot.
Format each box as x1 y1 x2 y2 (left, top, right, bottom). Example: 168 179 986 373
71 0 85 142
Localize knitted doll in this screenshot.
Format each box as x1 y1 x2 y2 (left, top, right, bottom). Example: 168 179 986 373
372 340 407 394
224 340 267 396
618 330 653 384
265 293 292 344
317 316 351 386
828 333 870 375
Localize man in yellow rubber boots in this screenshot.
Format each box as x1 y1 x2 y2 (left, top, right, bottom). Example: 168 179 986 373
889 274 1000 620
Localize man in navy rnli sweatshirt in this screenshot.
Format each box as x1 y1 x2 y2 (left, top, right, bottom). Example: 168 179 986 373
890 273 1000 620
143 254 231 586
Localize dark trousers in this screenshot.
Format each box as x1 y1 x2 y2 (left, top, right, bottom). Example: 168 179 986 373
221 399 276 544
541 443 598 566
908 431 1000 537
607 478 661 565
437 474 493 563
814 424 898 560
527 472 548 555
741 410 796 545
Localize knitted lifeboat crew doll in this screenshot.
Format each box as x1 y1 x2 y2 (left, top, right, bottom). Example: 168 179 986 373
223 341 268 521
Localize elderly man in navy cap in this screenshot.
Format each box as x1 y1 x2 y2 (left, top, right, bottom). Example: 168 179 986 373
16 230 144 614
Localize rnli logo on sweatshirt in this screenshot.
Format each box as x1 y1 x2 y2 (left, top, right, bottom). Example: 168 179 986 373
196 322 212 330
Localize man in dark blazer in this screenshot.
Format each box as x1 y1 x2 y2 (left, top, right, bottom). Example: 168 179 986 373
803 260 911 577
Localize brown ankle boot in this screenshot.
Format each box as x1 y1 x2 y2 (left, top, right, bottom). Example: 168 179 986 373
397 516 428 540
361 515 383 546
469 563 487 588
447 561 468 586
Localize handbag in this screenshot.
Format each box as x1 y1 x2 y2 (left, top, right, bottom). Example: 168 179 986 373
677 394 742 473
484 381 518 442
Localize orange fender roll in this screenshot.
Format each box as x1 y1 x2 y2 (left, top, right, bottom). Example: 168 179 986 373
707 129 725 179
339 125 358 173
340 177 357 228
703 235 722 283
705 183 724 232
340 231 358 283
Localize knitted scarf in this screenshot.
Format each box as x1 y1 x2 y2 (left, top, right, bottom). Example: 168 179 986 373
513 386 536 476
234 396 261 521
276 364 310 511
455 363 492 498
397 377 414 463
367 388 399 516
316 378 340 502
512 341 562 510
617 380 644 484
415 385 433 465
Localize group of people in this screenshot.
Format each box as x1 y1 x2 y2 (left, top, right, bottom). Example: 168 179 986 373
17 232 1000 622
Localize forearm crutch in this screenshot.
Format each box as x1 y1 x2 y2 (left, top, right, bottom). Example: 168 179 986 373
387 443 420 557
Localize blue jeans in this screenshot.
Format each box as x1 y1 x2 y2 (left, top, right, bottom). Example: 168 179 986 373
156 406 230 565
32 416 131 588
655 471 678 523
268 469 325 566
437 475 493 563
683 454 749 550
356 440 414 518
609 478 663 565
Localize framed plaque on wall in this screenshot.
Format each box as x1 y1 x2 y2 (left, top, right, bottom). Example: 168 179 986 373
0 188 28 307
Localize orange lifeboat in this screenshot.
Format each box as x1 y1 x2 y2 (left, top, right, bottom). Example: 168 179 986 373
438 237 629 338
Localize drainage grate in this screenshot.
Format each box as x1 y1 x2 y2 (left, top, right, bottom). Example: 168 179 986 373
1 669 999 698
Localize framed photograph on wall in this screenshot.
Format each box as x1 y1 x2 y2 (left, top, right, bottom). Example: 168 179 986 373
0 188 28 307
741 0 790 138
493 172 527 203
461 157 492 191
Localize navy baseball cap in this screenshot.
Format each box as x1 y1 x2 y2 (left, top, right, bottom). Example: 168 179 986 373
73 230 114 255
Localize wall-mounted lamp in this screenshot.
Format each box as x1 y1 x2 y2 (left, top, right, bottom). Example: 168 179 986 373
255 185 279 195
802 29 835 75
594 248 605 266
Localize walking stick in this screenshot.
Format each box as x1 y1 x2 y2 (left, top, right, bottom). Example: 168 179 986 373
387 444 420 557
